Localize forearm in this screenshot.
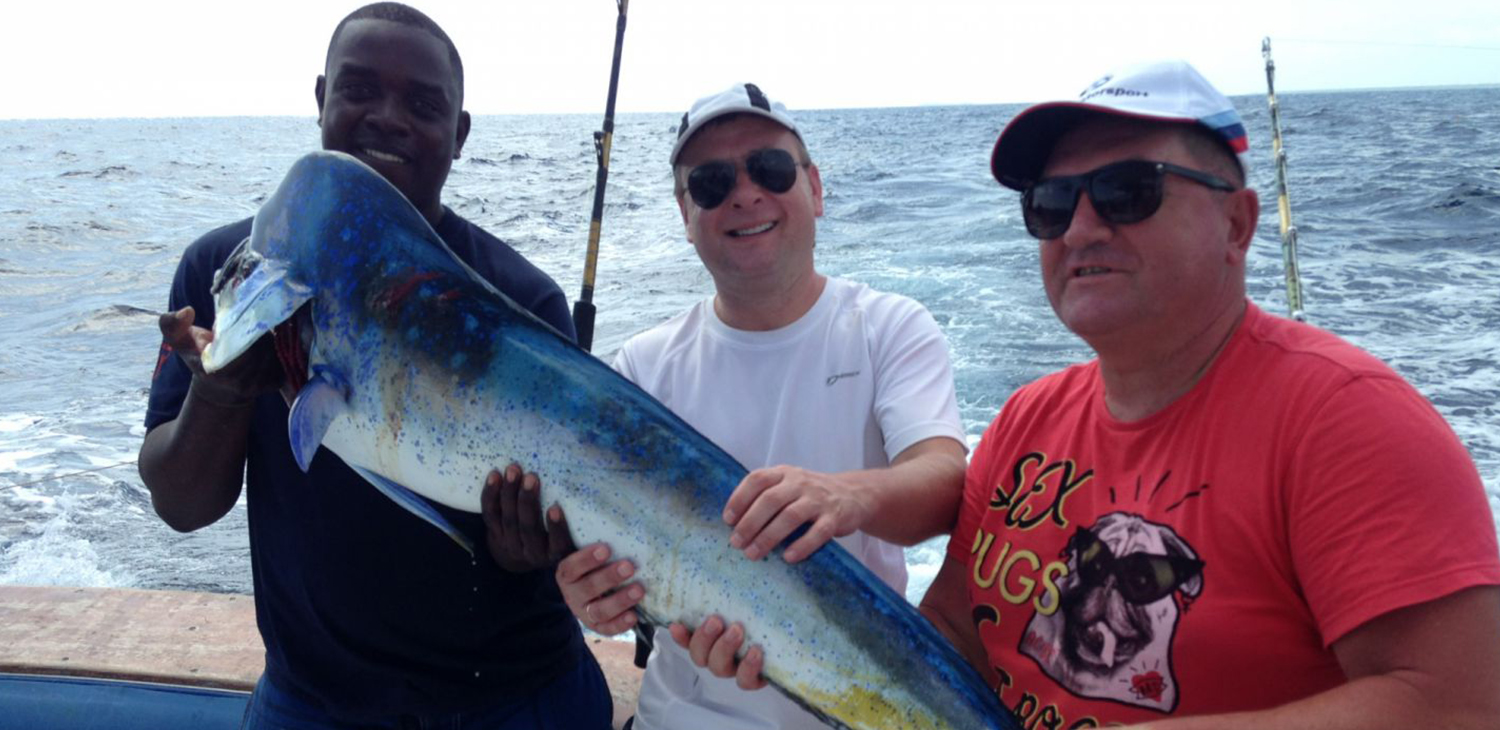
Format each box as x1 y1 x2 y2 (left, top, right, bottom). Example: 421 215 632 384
844 439 965 546
919 556 998 686
138 379 254 531
1143 587 1500 730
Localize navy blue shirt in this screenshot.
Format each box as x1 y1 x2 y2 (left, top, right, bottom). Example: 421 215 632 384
146 210 591 721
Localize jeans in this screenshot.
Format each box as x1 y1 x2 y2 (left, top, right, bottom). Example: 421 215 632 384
240 659 612 730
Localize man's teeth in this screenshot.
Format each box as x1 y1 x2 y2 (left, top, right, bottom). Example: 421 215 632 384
363 148 405 164
730 222 776 237
1076 266 1112 277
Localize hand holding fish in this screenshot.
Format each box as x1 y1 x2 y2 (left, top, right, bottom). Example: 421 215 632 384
481 463 574 573
724 465 873 563
659 466 871 692
139 306 286 533
556 541 643 636
670 616 768 691
159 306 283 408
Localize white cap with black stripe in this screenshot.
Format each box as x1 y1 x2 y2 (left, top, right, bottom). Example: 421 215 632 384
669 83 804 166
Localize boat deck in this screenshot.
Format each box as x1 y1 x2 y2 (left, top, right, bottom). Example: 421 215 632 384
0 585 641 727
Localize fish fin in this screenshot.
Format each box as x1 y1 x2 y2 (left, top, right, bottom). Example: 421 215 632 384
349 465 475 555
287 369 351 472
203 257 312 372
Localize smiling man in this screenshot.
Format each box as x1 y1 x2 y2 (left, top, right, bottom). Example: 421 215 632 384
138 4 610 728
548 84 969 729
919 59 1500 729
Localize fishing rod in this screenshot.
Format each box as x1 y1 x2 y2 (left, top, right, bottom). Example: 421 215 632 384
1262 37 1307 322
572 0 630 352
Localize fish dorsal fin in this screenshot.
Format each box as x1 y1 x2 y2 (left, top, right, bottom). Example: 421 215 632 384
287 368 351 472
349 465 475 555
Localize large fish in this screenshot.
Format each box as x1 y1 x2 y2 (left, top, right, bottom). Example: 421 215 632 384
201 151 1016 730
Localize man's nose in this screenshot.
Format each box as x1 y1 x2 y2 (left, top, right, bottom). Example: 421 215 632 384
365 96 411 135
725 170 766 208
1058 192 1110 248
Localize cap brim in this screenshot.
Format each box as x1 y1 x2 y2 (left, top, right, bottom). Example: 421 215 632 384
989 103 1199 190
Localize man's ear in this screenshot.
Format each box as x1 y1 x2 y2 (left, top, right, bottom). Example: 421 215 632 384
314 75 327 126
454 110 471 160
676 191 694 242
1224 188 1260 266
806 163 825 218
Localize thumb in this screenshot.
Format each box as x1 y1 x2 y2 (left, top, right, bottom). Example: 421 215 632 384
546 505 576 561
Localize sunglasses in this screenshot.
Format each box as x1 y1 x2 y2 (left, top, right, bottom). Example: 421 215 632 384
1022 160 1236 239
1067 527 1203 606
687 148 802 210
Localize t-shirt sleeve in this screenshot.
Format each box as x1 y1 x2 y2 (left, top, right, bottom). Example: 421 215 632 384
947 390 1025 565
1287 374 1500 645
610 343 638 383
870 299 967 461
533 287 577 344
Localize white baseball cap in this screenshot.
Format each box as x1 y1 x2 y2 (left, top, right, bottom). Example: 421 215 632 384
991 59 1250 190
669 83 804 166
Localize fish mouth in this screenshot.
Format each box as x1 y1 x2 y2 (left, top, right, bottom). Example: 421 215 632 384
728 221 777 237
202 238 313 373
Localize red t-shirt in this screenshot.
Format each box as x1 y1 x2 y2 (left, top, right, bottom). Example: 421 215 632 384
951 303 1500 728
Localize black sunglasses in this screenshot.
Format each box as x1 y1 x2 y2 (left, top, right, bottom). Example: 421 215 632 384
687 148 802 210
1068 526 1203 606
1022 160 1236 239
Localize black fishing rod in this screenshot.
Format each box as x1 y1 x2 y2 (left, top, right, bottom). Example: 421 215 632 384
572 0 630 352
1262 37 1307 322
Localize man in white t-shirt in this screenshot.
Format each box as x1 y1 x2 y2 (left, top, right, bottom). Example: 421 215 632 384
552 83 969 729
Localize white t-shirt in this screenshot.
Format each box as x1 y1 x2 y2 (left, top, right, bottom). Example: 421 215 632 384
615 276 965 730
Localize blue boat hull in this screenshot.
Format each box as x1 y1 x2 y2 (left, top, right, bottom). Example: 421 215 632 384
0 673 251 729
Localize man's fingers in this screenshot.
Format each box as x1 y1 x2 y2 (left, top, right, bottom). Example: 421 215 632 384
706 622 746 678
728 483 793 554
687 615 725 668
588 583 644 633
592 608 639 636
158 307 194 341
556 543 612 584
572 560 636 607
497 465 522 533
546 505 575 559
736 645 767 691
480 470 504 533
742 506 810 561
723 469 783 525
515 470 541 534
781 516 837 563
668 622 692 650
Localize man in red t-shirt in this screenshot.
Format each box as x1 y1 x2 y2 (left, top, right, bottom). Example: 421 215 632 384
919 59 1500 729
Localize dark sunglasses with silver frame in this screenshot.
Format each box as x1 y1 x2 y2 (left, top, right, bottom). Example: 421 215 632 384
687 147 803 210
1022 159 1236 239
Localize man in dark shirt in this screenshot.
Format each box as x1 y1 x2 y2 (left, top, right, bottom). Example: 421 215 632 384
137 3 610 728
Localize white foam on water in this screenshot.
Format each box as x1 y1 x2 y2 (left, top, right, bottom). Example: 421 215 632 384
903 537 951 605
0 414 41 433
0 516 135 588
0 448 50 474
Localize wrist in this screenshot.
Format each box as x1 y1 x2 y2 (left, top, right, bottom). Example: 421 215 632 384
188 377 257 410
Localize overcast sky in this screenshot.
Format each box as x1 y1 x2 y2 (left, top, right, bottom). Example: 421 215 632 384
3 0 1498 120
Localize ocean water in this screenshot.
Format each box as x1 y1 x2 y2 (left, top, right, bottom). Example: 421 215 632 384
1 87 1498 607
